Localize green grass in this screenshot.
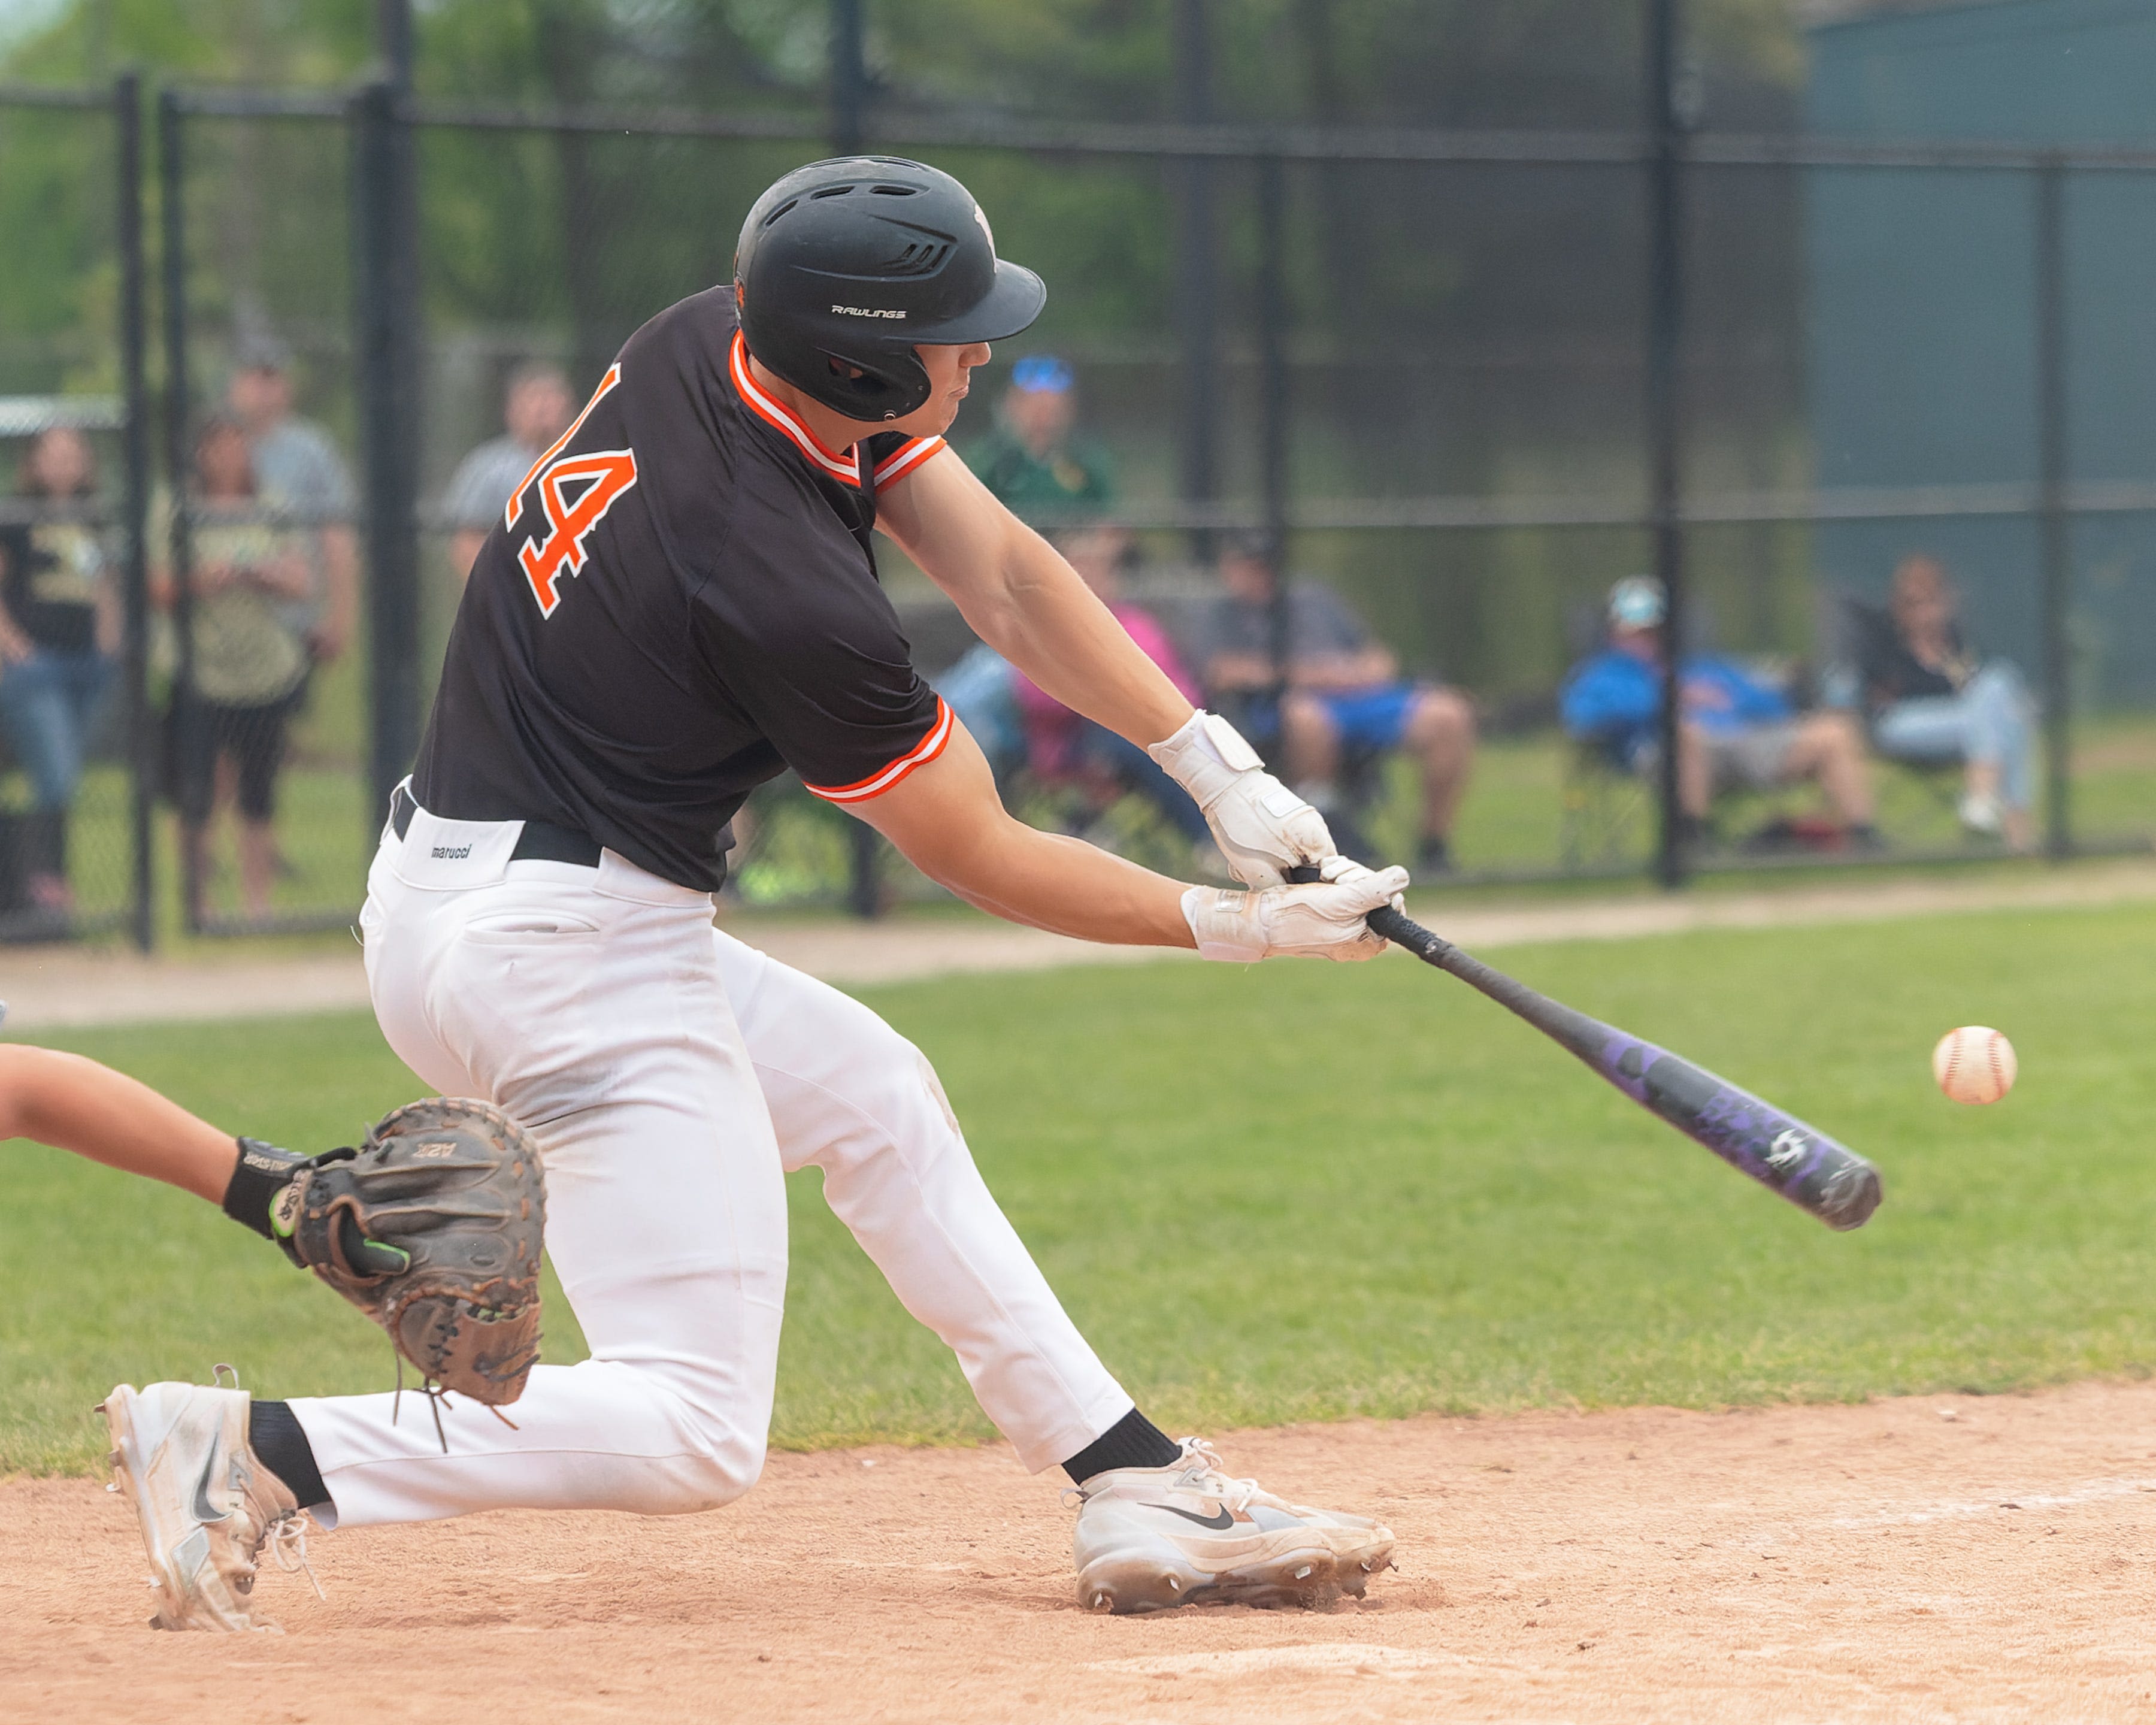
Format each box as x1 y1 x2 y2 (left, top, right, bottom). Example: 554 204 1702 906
7 898 2156 1474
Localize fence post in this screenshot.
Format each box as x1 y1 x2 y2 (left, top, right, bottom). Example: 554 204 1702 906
1172 0 1219 564
828 0 880 918
378 0 416 86
351 78 424 833
1645 0 1689 889
2034 155 2072 862
1256 153 1293 701
156 88 202 933
831 0 867 156
115 72 153 951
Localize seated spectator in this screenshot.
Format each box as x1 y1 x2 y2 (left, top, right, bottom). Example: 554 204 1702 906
441 362 578 580
963 355 1115 519
228 332 358 665
1008 523 1213 859
153 416 313 919
1857 554 2036 851
1561 576 1881 850
1198 532 1474 872
0 426 118 917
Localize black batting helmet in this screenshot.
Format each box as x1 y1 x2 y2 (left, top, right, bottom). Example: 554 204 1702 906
734 156 1046 421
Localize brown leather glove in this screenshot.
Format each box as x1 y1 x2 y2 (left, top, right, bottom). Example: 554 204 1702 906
274 1098 546 1406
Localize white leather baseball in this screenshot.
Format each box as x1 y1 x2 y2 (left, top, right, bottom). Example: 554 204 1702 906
1932 1026 2016 1105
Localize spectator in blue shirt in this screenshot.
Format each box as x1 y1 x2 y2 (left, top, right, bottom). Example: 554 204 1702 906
1561 576 1880 848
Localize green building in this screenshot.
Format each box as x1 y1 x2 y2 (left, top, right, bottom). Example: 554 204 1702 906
1806 0 2156 704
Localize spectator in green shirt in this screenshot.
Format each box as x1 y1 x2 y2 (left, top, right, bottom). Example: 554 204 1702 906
964 355 1116 519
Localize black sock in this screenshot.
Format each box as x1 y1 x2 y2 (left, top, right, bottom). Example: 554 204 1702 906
249 1400 331 1511
1061 1408 1182 1484
222 1138 307 1244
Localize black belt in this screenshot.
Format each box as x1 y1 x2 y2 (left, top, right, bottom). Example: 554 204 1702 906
390 785 603 868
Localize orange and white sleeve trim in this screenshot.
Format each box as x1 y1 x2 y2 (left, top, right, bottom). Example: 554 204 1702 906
872 435 946 491
803 697 955 804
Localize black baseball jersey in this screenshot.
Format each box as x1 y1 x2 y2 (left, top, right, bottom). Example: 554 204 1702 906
413 287 952 891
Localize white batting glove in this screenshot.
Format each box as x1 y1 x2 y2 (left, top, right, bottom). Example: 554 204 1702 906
1146 710 1335 887
1181 855 1410 964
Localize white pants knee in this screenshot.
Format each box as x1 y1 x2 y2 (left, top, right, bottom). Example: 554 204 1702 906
290 810 1130 1528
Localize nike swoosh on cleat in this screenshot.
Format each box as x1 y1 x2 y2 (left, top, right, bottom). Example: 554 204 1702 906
1156 1503 1236 1532
192 1442 233 1524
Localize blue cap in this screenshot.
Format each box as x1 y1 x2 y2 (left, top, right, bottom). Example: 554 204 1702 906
1010 354 1073 394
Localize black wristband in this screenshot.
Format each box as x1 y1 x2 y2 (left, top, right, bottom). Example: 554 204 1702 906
222 1137 307 1255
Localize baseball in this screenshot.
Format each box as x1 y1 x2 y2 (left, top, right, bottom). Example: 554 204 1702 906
1933 1026 2016 1104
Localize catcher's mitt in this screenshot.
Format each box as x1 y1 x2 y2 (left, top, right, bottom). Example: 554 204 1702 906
273 1098 546 1408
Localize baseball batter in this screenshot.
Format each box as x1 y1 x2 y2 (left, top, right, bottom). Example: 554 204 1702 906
103 156 1410 1624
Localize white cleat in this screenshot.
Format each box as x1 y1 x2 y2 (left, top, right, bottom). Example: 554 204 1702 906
1068 1437 1395 1615
98 1375 316 1632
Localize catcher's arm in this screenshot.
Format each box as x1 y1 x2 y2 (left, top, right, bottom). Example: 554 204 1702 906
3 1037 538 1403
0 1041 402 1269
0 1043 246 1203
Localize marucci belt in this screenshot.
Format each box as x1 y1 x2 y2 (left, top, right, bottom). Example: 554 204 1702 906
390 784 603 868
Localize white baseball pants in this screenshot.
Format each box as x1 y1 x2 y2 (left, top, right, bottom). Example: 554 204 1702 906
289 800 1133 1528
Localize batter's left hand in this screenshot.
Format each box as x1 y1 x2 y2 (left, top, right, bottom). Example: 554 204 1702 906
1147 710 1335 886
1180 855 1410 963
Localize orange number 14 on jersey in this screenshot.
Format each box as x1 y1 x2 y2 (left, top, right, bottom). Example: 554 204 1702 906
507 362 639 618
517 446 638 617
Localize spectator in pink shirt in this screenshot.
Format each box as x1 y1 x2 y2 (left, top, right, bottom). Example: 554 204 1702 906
1012 524 1214 857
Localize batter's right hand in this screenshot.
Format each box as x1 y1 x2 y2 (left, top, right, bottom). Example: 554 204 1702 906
1146 710 1335 887
1180 855 1410 963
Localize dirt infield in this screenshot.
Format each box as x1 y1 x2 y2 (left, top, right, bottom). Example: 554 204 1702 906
11 1379 2156 1722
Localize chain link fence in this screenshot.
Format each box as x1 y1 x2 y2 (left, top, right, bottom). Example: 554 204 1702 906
0 81 147 945
2 64 2151 940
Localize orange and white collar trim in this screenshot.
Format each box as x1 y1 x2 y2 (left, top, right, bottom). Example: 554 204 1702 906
731 331 862 485
729 332 946 492
803 697 955 804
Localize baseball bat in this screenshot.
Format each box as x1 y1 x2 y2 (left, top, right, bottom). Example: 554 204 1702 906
1315 876 1882 1229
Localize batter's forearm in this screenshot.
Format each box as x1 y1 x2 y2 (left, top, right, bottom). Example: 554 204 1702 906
977 554 1191 748
0 1045 240 1203
935 821 1197 949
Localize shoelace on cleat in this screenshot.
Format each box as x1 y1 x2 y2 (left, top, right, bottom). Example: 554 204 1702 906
262 1511 326 1603
1170 1437 1262 1517
1059 1436 1267 1517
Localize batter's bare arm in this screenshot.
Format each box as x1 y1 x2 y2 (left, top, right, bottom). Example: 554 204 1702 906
855 718 1406 961
877 452 1341 886
875 452 1190 748
859 720 1193 946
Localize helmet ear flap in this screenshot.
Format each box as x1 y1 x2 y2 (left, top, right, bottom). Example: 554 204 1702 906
815 344 931 420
